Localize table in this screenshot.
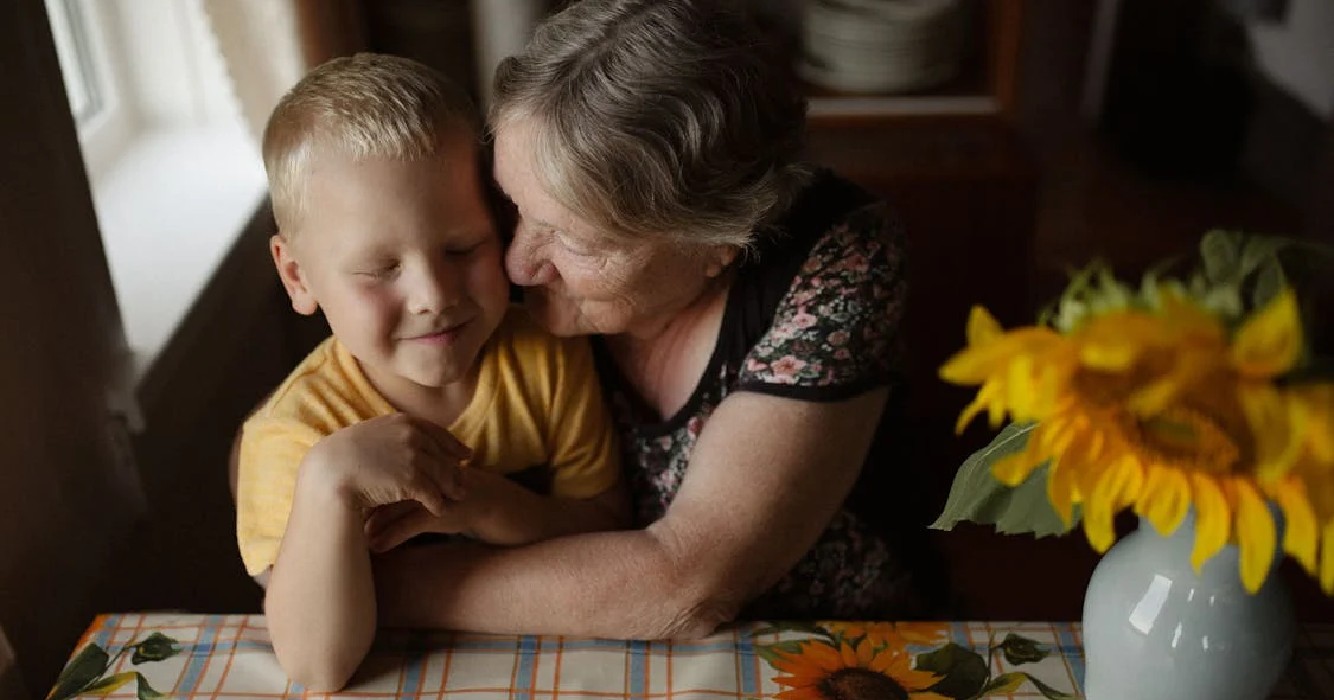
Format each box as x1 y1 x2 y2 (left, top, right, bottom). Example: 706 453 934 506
49 614 1334 699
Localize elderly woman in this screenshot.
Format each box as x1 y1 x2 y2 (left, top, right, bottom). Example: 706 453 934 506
375 0 943 636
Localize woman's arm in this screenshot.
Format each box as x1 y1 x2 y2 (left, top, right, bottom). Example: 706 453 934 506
375 387 888 638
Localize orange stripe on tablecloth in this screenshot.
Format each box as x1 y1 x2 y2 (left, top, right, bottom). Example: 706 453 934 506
665 636 672 700
512 637 524 699
206 616 248 700
116 613 148 677
187 618 225 699
393 635 409 700
551 635 564 700
731 627 744 700
72 615 109 651
623 637 631 700
435 632 454 700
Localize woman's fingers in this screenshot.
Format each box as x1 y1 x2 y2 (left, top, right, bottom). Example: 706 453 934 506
410 419 471 500
410 477 450 517
365 501 416 537
368 507 435 553
411 418 473 460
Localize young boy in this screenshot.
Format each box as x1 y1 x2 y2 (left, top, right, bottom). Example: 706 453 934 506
235 53 626 691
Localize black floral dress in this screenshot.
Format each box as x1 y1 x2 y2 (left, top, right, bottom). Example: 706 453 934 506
594 170 944 620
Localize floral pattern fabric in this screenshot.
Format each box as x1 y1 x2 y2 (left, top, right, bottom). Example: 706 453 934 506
601 175 919 620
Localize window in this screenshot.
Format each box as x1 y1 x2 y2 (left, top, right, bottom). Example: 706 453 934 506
43 0 285 384
43 0 100 125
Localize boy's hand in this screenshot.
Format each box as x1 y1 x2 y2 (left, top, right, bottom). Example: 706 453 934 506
301 413 471 516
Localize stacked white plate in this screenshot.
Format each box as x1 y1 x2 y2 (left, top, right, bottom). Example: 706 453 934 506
799 0 969 94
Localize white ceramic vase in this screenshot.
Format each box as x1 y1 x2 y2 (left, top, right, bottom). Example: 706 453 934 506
1082 513 1294 700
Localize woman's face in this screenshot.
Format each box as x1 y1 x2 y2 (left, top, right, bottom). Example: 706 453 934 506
494 117 734 339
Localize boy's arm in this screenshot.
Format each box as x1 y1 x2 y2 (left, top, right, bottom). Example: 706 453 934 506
260 415 468 692
264 457 376 693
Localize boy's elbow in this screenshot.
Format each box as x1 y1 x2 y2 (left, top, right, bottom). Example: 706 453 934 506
282 653 361 693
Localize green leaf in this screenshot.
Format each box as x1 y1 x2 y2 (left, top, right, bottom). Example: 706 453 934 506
1200 230 1245 284
753 640 809 666
930 424 1077 538
1251 255 1286 310
131 633 179 664
998 634 1048 665
980 672 1027 695
47 644 109 700
916 643 989 700
1023 672 1078 699
135 673 163 700
749 622 831 639
83 672 137 696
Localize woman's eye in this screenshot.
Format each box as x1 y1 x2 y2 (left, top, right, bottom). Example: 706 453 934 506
446 242 484 256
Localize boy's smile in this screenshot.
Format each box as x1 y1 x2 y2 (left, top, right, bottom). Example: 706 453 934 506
271 134 510 405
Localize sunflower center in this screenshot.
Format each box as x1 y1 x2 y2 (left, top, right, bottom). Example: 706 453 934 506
817 668 910 700
1133 406 1241 474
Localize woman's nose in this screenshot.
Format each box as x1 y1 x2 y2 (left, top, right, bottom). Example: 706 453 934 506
505 227 556 286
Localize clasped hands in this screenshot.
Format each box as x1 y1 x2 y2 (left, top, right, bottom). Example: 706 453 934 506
298 413 512 553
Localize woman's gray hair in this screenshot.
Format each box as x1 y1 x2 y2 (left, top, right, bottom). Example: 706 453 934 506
490 0 811 248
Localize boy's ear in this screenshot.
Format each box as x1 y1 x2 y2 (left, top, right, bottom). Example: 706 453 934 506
270 234 319 315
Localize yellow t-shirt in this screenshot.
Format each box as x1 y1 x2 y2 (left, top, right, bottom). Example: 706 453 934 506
235 307 620 576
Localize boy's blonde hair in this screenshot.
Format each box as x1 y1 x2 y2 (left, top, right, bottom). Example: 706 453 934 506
263 52 479 233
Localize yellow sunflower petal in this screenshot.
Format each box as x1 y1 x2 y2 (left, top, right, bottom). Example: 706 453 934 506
1232 288 1302 378
1234 480 1278 593
1240 384 1301 479
1322 522 1334 594
967 305 1003 345
773 682 821 693
876 650 940 690
1190 473 1232 572
1295 386 1334 461
1134 466 1191 537
954 388 990 434
1083 455 1142 553
1007 355 1040 422
1270 477 1318 575
993 448 1043 487
1048 458 1080 526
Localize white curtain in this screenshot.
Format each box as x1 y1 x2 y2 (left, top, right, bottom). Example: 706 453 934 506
200 0 306 146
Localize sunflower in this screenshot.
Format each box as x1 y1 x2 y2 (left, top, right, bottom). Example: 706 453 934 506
1284 384 1334 591
770 640 948 700
821 622 950 651
941 288 1332 592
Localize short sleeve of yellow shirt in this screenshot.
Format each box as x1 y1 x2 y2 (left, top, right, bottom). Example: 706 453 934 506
235 307 620 576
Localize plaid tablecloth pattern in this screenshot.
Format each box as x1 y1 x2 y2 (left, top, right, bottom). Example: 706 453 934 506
51 614 1334 699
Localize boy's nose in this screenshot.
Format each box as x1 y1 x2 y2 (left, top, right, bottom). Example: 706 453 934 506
505 228 556 286
406 263 460 315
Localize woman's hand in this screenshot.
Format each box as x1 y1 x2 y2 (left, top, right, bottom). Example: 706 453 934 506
366 469 632 551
